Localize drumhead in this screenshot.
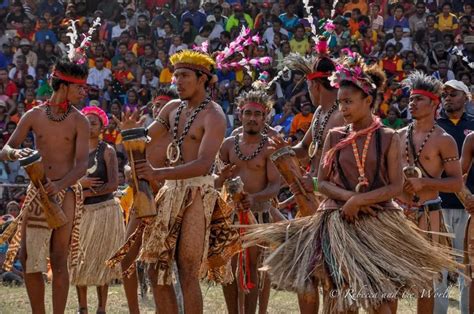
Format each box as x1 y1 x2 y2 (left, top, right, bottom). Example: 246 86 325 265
270 146 296 162
19 151 41 167
121 127 147 141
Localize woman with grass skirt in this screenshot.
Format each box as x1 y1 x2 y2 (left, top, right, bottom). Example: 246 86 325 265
243 52 462 314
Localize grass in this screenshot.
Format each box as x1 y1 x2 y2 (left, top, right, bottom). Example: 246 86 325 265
0 283 464 313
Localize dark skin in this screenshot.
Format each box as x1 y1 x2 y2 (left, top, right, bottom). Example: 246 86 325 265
273 78 345 314
396 91 462 314
461 133 474 213
76 114 119 314
113 98 174 314
317 86 402 314
117 67 226 314
216 105 280 314
0 80 89 314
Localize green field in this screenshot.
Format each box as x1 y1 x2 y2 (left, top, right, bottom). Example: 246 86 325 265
0 283 464 313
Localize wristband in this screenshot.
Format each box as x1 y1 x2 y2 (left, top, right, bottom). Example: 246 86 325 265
6 148 16 161
312 177 318 192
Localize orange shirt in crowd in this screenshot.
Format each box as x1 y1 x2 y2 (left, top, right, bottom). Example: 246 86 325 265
290 113 313 136
343 0 368 15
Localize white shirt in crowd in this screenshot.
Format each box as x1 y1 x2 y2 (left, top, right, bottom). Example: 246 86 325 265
141 75 159 89
87 67 112 90
263 27 289 50
8 66 36 80
385 37 413 53
111 25 129 40
169 43 188 56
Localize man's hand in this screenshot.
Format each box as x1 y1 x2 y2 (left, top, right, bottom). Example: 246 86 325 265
341 196 362 223
219 164 236 181
113 108 147 130
135 161 160 182
7 147 34 161
289 175 313 195
43 178 61 196
268 136 291 152
79 176 104 189
241 192 255 211
404 178 425 194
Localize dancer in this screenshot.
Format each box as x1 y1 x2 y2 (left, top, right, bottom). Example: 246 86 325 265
397 72 463 313
70 106 125 314
111 50 240 313
243 53 461 313
216 89 280 314
115 87 178 313
274 37 345 313
0 59 89 313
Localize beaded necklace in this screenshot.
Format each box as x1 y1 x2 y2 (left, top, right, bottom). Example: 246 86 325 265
351 129 373 193
166 96 211 163
45 102 73 122
308 102 338 158
234 133 268 161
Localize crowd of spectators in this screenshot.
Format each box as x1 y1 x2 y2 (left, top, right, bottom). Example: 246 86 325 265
0 0 473 260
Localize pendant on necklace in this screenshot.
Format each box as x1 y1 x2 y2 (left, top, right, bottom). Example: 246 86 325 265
308 141 318 158
166 142 180 163
402 166 422 179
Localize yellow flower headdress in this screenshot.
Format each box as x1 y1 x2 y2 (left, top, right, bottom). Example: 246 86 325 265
170 50 216 77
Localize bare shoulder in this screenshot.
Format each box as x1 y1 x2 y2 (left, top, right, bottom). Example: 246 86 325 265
160 99 181 116
72 107 89 127
103 142 116 154
221 136 234 151
436 126 457 147
231 126 243 136
397 125 409 136
465 131 474 144
204 101 226 124
207 101 226 117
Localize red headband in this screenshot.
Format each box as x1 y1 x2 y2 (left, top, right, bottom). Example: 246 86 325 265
307 71 331 80
52 70 87 85
241 102 267 112
154 95 172 103
411 89 440 103
81 106 109 126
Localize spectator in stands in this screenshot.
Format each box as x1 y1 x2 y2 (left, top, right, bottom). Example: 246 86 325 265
226 3 253 32
436 2 459 32
409 1 428 34
383 5 410 35
13 39 37 68
289 101 313 137
385 25 412 53
181 0 207 31
279 2 299 33
87 57 112 90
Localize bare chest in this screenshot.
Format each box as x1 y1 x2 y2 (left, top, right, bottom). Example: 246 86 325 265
168 107 205 144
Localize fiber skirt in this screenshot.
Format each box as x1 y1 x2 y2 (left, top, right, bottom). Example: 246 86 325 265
70 198 125 286
243 208 461 312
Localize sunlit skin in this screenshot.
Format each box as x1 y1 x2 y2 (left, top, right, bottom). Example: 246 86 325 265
216 105 280 314
0 76 89 314
75 114 119 314
317 85 402 314
114 66 226 314
396 90 462 314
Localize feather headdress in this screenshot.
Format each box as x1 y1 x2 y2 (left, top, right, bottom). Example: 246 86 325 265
169 50 216 77
214 27 272 75
66 18 101 65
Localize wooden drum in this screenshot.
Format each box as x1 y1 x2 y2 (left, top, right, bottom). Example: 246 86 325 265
270 147 319 217
121 128 156 218
19 151 68 229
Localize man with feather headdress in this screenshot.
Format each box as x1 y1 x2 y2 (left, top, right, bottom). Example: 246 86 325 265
108 49 240 313
0 17 98 312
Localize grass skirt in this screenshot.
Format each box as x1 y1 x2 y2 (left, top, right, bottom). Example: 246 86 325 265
70 198 125 286
243 208 461 312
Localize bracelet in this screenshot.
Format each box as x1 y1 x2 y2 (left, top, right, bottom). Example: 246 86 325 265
6 148 16 161
312 177 318 192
